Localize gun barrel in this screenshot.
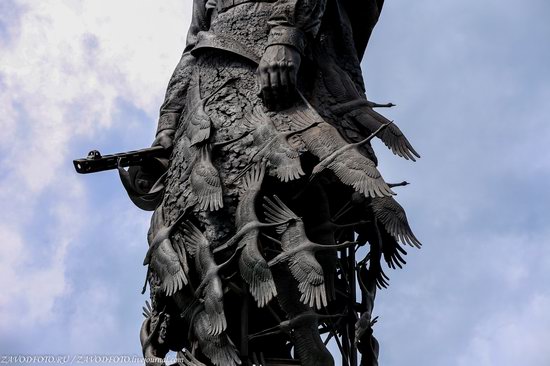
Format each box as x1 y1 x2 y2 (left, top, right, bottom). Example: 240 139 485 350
73 146 167 174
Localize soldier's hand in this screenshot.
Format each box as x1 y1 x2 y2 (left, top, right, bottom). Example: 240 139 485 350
152 129 175 150
257 44 301 110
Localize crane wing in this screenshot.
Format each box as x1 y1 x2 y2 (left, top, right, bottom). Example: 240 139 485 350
193 311 241 366
238 231 277 308
350 107 420 161
328 149 394 198
263 196 301 239
190 147 223 211
181 221 209 258
381 230 408 269
264 140 304 182
371 196 421 248
203 276 227 336
149 238 189 296
289 251 327 309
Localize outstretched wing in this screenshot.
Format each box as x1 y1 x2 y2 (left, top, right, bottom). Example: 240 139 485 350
371 196 421 248
351 108 420 161
288 98 343 158
182 73 211 146
149 238 189 296
381 230 408 269
368 242 390 289
242 105 274 143
242 105 269 129
236 164 265 227
289 251 327 309
327 149 394 198
203 276 227 336
238 231 277 308
142 300 152 319
263 196 300 238
190 147 223 211
186 112 211 147
264 138 304 182
283 95 327 130
263 196 327 308
291 121 344 161
181 221 209 258
193 311 241 366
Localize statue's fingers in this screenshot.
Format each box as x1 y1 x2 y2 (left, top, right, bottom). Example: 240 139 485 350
280 67 291 94
288 63 298 89
281 68 298 107
262 89 274 110
259 70 273 109
268 68 281 104
258 67 270 91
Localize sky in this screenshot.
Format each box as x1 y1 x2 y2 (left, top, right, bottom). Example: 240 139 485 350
0 0 549 365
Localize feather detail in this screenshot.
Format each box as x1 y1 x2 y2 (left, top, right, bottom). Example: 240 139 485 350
371 196 421 248
190 146 223 211
193 311 241 366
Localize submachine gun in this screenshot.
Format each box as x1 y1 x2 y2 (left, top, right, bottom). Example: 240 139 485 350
73 146 167 174
73 146 169 211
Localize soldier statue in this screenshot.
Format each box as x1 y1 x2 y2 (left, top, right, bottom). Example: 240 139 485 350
75 0 421 365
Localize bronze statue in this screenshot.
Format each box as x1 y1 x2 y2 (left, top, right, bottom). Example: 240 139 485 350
74 0 422 364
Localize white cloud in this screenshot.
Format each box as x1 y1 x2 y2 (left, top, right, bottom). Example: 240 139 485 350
0 0 192 332
67 282 119 352
0 221 67 327
1 0 191 193
1 0 549 363
0 173 85 328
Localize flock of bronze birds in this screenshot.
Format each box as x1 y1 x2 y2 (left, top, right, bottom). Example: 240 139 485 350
141 74 421 366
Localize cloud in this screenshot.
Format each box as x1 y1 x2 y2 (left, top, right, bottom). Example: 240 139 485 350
1 0 189 193
0 0 191 336
0 175 84 328
1 0 549 364
458 293 550 366
359 3 550 365
372 224 550 366
66 282 119 353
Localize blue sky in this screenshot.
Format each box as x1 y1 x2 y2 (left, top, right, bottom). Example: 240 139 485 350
0 1 549 365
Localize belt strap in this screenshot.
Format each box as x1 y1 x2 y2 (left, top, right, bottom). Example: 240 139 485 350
192 31 261 65
217 0 275 13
